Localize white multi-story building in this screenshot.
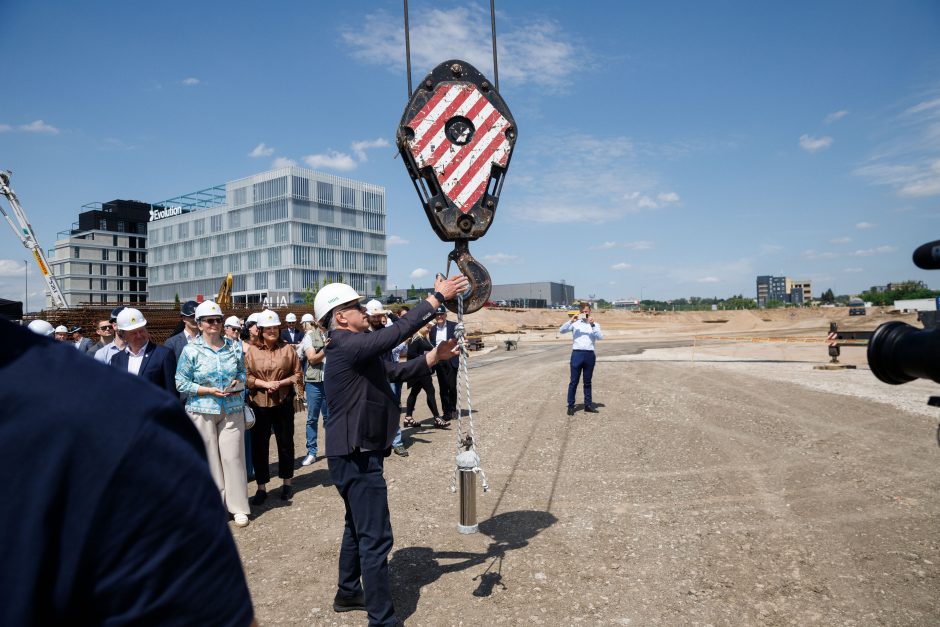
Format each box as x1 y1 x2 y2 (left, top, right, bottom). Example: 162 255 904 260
48 199 152 306
148 167 388 305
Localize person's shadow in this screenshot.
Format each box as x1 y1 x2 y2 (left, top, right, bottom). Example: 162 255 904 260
389 510 557 623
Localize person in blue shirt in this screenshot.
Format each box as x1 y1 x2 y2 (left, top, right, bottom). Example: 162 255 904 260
0 318 255 626
559 302 604 416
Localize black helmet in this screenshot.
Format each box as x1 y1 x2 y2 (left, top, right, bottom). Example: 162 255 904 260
109 305 126 322
180 300 199 317
68 325 82 334
435 305 447 315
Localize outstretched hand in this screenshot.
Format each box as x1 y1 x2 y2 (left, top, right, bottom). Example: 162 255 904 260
434 273 470 302
425 338 458 368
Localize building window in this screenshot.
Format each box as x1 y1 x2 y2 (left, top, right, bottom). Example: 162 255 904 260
369 234 384 252
254 271 268 290
211 214 223 232
301 223 318 243
129 251 137 263
139 281 146 292
342 208 356 227
233 187 247 206
130 280 137 292
88 263 93 275
116 250 123 262
253 199 288 223
293 201 310 220
117 221 126 233
317 181 334 204
179 262 189 279
130 266 137 277
211 257 223 275
293 246 311 266
102 250 109 261
340 186 355 208
342 251 357 269
117 280 123 291
292 176 309 198
253 176 288 202
100 279 107 291
139 253 146 264
253 227 267 247
364 254 380 272
228 210 241 229
350 232 363 249
113 235 119 246
136 222 147 234
139 267 146 278
194 219 205 236
318 204 334 223
300 270 320 289
318 248 334 268
195 260 206 277
363 213 384 231
117 265 123 276
99 219 108 230
267 248 281 267
234 231 247 249
150 230 159 245
274 222 288 243
247 251 259 270
325 227 342 246
100 263 107 275
73 246 80 259
275 269 289 289
183 241 194 258
163 225 173 241
363 191 383 212
199 238 210 255
164 266 174 281
229 254 241 272
177 223 189 239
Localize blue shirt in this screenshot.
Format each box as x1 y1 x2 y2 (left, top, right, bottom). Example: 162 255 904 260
559 318 604 351
176 336 246 415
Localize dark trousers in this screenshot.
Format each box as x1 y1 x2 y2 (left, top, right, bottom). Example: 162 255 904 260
435 362 458 416
405 376 440 417
329 451 396 627
567 349 596 407
250 402 294 485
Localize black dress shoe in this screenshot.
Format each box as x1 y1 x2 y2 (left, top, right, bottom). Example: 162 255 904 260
333 592 366 612
280 485 293 500
567 406 575 416
251 490 267 506
584 404 599 413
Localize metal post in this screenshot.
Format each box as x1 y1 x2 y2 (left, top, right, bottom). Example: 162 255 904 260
458 469 478 534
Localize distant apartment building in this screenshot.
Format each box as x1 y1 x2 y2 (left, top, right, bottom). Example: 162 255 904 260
147 166 387 305
385 281 575 308
48 199 153 306
756 275 811 307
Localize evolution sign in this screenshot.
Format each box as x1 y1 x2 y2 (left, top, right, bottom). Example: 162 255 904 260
149 206 184 222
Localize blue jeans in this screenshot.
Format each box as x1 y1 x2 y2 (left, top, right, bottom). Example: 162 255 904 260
567 350 596 407
305 381 327 457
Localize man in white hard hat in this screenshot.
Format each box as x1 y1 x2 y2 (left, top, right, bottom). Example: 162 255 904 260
281 312 302 344
223 316 242 342
315 273 467 623
53 325 69 341
110 308 177 393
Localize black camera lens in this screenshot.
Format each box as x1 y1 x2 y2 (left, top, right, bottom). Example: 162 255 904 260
867 321 940 385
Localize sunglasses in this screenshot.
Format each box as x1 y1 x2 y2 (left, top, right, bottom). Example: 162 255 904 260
98 325 112 331
201 318 223 325
338 303 366 315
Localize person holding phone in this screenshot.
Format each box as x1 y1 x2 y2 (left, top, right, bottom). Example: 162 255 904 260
175 300 251 527
559 302 604 416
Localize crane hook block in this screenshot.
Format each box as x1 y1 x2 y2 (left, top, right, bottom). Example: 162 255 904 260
397 59 517 242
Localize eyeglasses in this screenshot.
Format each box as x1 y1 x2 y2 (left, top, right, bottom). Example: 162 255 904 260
98 325 112 331
201 318 223 325
338 303 366 315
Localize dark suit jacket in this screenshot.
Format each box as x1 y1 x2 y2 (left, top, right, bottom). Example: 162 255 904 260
111 341 177 393
281 328 303 344
75 337 97 356
324 301 435 456
429 320 459 368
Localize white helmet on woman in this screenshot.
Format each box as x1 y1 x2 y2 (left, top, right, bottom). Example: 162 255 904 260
194 300 222 320
257 309 281 328
314 283 361 324
300 313 315 323
27 319 54 336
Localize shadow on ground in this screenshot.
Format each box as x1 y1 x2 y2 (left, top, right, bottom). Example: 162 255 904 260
389 509 557 622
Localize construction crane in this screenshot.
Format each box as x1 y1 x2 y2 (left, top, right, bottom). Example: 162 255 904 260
0 170 68 308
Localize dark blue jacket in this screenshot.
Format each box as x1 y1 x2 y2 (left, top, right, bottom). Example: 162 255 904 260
281 327 303 344
429 319 460 368
324 300 436 456
111 341 177 393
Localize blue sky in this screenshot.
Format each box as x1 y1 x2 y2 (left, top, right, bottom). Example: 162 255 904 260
2 1 939 310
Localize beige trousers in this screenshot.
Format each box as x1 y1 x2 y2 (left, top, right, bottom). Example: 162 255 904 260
188 408 250 516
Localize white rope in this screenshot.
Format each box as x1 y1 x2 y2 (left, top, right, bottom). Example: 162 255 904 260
449 293 489 493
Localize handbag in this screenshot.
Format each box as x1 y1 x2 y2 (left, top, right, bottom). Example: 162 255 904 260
243 404 256 429
293 395 306 414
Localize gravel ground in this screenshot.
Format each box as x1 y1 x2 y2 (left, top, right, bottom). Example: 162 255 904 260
234 338 940 626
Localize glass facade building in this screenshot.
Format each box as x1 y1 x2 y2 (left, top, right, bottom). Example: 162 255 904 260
148 167 387 304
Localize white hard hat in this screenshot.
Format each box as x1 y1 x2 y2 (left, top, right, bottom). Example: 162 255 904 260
54 325 68 334
194 300 223 320
285 312 297 322
257 309 281 327
314 283 362 323
365 299 387 316
224 315 242 328
246 312 260 324
27 319 54 336
116 308 147 331
300 313 315 323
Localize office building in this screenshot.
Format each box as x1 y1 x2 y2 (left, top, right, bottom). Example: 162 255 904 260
756 275 812 307
385 281 575 308
147 166 387 305
47 199 153 306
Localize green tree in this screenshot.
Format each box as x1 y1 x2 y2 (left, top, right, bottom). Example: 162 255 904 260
765 299 784 309
174 293 181 308
374 283 382 298
820 288 835 304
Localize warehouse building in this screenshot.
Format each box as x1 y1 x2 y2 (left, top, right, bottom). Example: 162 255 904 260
385 280 574 308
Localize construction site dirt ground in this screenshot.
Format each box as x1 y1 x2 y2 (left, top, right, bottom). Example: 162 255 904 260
233 311 940 626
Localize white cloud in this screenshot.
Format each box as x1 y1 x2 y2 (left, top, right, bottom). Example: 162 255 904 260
760 244 783 254
591 240 654 251
855 222 874 230
824 110 849 124
611 262 631 270
657 191 680 203
182 77 200 86
0 259 30 277
591 241 617 250
483 253 520 265
697 276 720 283
802 245 896 260
905 97 940 116
351 137 389 162
272 157 298 168
843 267 864 273
342 6 585 92
249 143 275 158
667 257 754 286
387 235 409 246
0 124 10 133
509 133 680 223
799 134 833 152
19 120 59 134
303 151 357 172
898 159 940 197
410 268 429 280
830 236 852 244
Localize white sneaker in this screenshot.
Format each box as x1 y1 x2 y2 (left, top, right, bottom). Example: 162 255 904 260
301 454 316 466
233 513 249 527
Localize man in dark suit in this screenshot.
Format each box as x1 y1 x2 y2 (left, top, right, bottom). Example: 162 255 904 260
428 305 460 421
70 326 97 356
316 274 466 626
163 300 200 362
110 308 177 393
280 312 303 344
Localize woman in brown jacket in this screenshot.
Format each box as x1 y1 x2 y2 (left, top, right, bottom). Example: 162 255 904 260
245 309 302 504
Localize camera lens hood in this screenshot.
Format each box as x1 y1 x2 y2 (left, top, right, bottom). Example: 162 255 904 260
867 321 940 385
